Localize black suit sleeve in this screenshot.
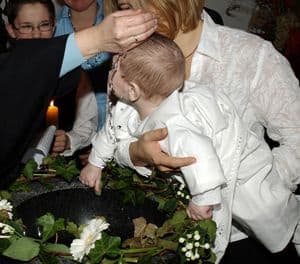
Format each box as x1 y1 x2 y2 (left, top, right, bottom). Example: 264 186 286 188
0 35 79 188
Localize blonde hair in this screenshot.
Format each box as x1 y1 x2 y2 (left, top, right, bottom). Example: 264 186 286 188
105 0 204 39
119 33 185 99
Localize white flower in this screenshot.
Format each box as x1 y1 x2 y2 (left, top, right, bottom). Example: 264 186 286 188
179 184 185 190
70 218 109 262
185 195 190 200
186 243 193 250
181 247 187 252
203 243 210 249
177 191 181 196
185 251 192 258
194 242 200 247
179 237 185 243
0 222 14 238
193 234 200 240
0 199 13 219
187 233 192 239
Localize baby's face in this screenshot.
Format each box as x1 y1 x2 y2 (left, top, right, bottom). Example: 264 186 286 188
108 55 131 101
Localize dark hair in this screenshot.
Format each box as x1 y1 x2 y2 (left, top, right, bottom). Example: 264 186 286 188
6 0 55 24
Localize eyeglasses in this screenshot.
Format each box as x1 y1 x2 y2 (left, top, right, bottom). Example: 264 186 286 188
13 21 53 34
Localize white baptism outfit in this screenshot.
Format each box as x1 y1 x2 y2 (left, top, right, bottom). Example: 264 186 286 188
89 82 300 262
114 11 300 193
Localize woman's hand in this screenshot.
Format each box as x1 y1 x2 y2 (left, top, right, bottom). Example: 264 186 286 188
51 129 70 154
98 9 158 52
75 9 157 58
129 127 196 171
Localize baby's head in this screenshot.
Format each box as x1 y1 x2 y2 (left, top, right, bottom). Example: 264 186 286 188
110 33 185 102
6 0 55 39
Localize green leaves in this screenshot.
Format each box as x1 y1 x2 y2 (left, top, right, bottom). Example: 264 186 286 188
22 159 38 180
43 242 70 255
45 156 79 182
2 237 40 261
37 213 65 242
88 233 121 263
198 219 217 244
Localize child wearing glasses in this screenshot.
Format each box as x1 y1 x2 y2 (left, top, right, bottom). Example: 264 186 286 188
80 33 300 262
6 0 98 159
6 0 55 39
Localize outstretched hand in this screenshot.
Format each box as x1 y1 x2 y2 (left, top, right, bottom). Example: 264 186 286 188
98 9 158 53
75 9 157 59
129 127 196 171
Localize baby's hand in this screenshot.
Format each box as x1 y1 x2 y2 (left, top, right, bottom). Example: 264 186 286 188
186 200 213 221
80 163 102 193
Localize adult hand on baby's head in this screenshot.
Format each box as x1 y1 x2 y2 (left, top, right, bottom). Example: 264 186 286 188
97 9 157 53
51 129 70 154
130 127 196 171
187 201 213 221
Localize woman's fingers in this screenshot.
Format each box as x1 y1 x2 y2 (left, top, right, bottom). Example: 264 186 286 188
130 127 196 169
143 127 168 141
99 9 157 53
157 154 196 171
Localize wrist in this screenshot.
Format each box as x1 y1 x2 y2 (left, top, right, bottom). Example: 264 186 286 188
129 141 144 167
74 26 103 60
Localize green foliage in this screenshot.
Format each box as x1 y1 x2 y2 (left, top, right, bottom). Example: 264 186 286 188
37 213 65 242
1 160 217 263
2 237 40 261
66 221 80 238
9 155 79 191
103 161 184 215
51 158 79 182
0 191 12 200
0 238 10 253
22 159 38 180
88 233 121 263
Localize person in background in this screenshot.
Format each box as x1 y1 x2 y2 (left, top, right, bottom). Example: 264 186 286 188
105 0 300 263
0 0 157 188
54 0 112 162
5 0 99 159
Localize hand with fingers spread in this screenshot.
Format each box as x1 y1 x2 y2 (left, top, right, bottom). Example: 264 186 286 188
129 127 196 172
80 163 103 193
186 200 213 221
75 9 157 59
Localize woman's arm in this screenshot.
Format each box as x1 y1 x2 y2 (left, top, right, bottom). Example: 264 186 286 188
75 9 157 59
251 41 300 191
60 9 157 76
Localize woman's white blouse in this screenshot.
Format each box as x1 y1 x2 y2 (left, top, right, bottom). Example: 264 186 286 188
114 11 300 192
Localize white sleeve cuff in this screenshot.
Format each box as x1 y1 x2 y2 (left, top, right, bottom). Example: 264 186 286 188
191 187 221 206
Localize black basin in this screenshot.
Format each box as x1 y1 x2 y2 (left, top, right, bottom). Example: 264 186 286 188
15 188 167 241
1 188 179 263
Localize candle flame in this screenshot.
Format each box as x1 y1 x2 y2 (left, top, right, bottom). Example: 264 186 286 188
50 100 54 107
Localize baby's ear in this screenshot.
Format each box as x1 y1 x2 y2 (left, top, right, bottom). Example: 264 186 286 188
128 82 141 102
6 24 17 39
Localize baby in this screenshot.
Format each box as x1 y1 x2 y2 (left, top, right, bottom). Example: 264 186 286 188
80 33 300 261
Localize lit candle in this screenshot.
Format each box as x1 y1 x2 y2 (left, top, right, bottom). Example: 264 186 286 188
46 100 59 126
